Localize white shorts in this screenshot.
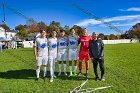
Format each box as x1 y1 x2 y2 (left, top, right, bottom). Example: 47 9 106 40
58 49 67 61
36 56 48 66
68 49 78 61
49 51 57 63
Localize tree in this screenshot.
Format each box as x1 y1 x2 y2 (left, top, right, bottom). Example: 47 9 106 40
47 21 61 34
109 34 116 40
72 25 83 36
37 22 47 32
98 33 105 40
63 25 70 36
0 24 10 31
104 35 110 40
127 23 140 38
116 34 121 39
16 29 28 40
15 24 25 31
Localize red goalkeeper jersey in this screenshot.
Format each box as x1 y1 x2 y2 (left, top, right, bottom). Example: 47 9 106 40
79 35 92 54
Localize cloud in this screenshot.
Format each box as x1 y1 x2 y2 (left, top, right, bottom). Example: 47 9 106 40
75 14 140 27
119 7 140 11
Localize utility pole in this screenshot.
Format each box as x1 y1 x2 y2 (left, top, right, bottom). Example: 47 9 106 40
2 1 7 38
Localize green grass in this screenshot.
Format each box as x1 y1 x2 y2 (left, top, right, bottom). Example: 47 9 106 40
0 43 140 93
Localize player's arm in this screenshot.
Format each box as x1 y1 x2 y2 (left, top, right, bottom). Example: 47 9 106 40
78 36 81 45
99 39 104 57
66 36 69 46
33 39 38 60
88 40 93 58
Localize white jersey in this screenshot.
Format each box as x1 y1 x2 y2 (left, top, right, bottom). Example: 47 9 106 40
58 36 68 50
48 37 57 55
68 35 79 49
34 37 48 57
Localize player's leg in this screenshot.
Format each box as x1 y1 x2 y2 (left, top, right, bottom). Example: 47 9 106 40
36 57 42 80
73 49 78 76
58 52 62 76
49 57 54 82
53 58 57 78
73 60 77 76
43 56 48 80
85 54 90 79
78 53 84 76
99 57 105 81
68 49 73 76
58 61 62 76
63 61 67 76
69 61 73 77
92 59 99 81
63 50 67 76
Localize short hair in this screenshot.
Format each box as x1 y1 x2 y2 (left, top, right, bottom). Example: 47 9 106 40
40 30 46 33
70 28 75 32
60 29 65 33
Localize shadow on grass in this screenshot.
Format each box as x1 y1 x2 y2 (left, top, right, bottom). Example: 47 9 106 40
0 69 36 79
0 69 93 81
53 72 93 81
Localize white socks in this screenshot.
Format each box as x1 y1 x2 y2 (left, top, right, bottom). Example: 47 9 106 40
44 67 47 77
69 66 72 74
74 66 77 73
36 68 40 78
59 64 62 73
64 64 66 72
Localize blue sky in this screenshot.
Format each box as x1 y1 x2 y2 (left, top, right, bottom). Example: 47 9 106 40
0 0 140 35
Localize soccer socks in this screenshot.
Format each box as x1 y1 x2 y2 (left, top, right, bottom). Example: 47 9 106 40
78 61 82 73
36 68 40 78
58 64 62 73
74 66 77 74
64 64 66 73
44 67 47 77
69 66 72 75
85 60 89 74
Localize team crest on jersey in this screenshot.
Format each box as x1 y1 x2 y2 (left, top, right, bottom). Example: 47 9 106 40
70 41 76 45
52 44 57 48
60 42 66 46
40 43 47 48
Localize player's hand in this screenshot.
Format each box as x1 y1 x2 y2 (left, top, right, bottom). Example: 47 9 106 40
91 57 94 61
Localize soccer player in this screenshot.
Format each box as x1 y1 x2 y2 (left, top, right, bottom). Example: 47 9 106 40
88 32 105 81
78 28 92 79
68 28 79 77
57 30 68 76
48 30 57 82
33 30 48 81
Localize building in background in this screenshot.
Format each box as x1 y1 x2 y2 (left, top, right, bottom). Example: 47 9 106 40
0 27 16 40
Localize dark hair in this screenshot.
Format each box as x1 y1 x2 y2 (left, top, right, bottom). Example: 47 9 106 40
70 28 74 32
40 30 46 33
60 29 65 33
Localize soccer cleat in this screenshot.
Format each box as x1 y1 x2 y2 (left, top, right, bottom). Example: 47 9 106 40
78 73 82 76
50 78 53 82
74 72 77 76
68 73 73 77
58 72 61 76
35 78 39 81
53 74 57 78
44 76 47 81
101 78 105 81
86 73 88 79
95 77 99 81
64 72 67 76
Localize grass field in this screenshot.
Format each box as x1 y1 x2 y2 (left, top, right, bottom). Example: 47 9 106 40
0 43 140 93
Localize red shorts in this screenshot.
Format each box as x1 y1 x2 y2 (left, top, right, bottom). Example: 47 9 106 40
79 52 90 61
